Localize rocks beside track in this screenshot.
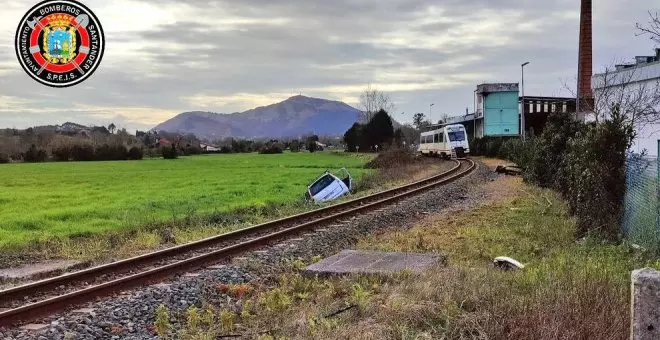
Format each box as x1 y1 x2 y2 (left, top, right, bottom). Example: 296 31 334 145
1 161 495 340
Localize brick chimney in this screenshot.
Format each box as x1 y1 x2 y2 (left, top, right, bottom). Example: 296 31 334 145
577 0 593 112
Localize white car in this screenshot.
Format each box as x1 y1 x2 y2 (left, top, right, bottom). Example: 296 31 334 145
306 168 352 203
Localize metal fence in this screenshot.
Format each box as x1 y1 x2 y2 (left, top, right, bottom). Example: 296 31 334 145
623 154 660 252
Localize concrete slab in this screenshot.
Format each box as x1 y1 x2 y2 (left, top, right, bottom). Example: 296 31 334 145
20 324 49 331
304 250 447 277
151 283 171 289
0 260 86 281
207 264 227 270
71 308 95 314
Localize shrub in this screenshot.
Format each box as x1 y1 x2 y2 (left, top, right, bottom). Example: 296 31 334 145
95 144 129 161
563 107 633 239
0 153 9 164
289 140 301 152
71 144 95 161
259 142 284 154
24 144 47 162
527 111 585 190
127 146 143 160
365 147 418 169
162 145 178 159
181 144 202 156
52 145 72 161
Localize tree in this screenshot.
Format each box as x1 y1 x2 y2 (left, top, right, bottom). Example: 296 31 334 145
393 128 405 147
399 123 420 146
363 109 394 150
108 123 116 134
359 84 396 122
591 64 660 129
412 113 426 130
306 135 319 153
289 139 301 152
343 123 363 152
439 112 450 125
636 11 660 44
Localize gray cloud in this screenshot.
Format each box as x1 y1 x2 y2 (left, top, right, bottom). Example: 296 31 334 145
0 0 656 131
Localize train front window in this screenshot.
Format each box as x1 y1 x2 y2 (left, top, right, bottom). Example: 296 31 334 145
448 131 465 142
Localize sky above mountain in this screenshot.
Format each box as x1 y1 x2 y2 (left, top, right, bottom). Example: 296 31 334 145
0 0 657 132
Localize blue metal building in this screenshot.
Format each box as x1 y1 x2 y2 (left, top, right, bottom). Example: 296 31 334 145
474 83 520 138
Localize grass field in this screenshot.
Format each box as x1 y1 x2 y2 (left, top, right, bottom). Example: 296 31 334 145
0 152 372 249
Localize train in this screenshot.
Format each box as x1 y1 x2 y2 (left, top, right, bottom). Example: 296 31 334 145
418 124 470 159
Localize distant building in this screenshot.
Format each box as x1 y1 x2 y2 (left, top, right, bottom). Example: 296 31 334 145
592 49 660 155
431 83 520 139
428 83 577 139
158 138 171 146
200 143 219 152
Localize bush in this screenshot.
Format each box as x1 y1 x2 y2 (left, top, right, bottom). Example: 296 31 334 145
181 144 202 156
289 140 301 152
52 145 72 161
562 107 633 239
0 153 9 164
127 146 144 160
71 144 95 161
162 145 178 159
258 142 284 154
24 144 47 162
95 144 128 161
470 108 634 242
365 147 418 169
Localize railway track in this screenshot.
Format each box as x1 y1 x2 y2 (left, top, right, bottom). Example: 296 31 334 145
0 159 476 328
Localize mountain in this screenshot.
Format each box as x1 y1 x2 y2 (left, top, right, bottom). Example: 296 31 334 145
152 95 369 140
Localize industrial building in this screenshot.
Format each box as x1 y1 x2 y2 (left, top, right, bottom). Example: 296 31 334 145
592 49 660 155
434 83 576 140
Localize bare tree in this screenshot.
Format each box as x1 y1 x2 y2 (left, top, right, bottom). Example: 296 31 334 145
635 11 660 44
592 64 660 130
439 112 451 124
359 84 396 122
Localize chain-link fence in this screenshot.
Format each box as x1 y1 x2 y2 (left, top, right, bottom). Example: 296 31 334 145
623 154 660 253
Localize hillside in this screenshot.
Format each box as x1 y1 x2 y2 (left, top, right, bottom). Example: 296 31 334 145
152 95 370 139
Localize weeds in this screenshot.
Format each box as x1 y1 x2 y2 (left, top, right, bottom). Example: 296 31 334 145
154 304 171 339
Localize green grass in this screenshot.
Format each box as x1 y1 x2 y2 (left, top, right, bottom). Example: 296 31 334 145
0 152 372 249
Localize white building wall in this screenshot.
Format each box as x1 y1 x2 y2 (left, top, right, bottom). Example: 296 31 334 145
592 61 660 157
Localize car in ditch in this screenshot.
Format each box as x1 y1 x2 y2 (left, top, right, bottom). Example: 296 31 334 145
306 168 352 203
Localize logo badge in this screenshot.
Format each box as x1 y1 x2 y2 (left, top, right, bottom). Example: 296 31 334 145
14 0 105 88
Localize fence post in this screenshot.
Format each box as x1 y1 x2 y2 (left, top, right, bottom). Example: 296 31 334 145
631 268 660 340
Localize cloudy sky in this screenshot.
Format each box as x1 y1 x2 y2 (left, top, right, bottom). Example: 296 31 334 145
0 0 657 132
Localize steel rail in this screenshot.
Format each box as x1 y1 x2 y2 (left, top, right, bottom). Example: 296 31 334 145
0 159 475 327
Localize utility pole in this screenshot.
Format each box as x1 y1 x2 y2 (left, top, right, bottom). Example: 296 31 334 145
521 61 530 140
429 103 434 123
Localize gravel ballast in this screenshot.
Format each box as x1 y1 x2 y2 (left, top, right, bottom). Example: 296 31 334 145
1 161 495 340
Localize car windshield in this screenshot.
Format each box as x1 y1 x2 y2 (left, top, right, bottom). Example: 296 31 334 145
309 174 336 196
448 131 465 142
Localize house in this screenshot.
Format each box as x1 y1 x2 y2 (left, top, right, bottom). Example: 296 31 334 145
158 138 171 146
200 143 219 152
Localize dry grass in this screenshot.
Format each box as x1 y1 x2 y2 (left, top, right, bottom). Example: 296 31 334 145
168 159 653 340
